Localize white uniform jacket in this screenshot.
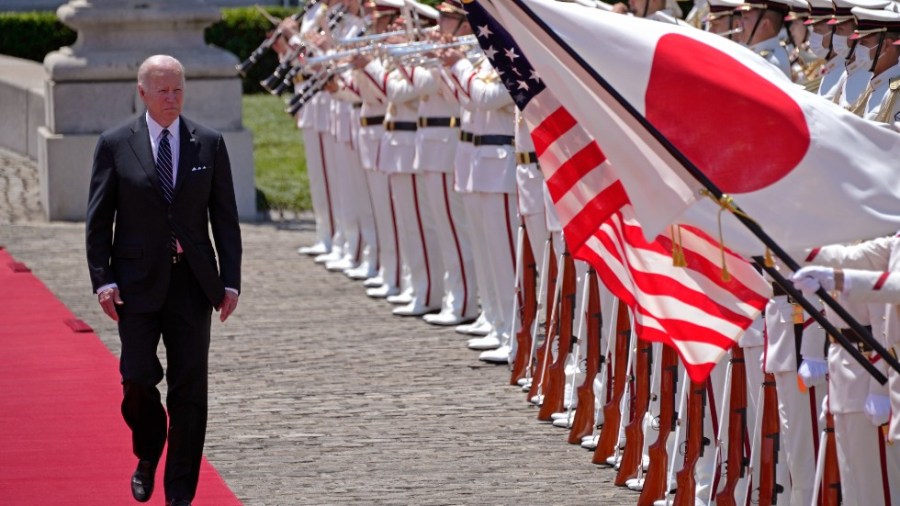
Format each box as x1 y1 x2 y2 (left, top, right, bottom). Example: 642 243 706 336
450 57 517 194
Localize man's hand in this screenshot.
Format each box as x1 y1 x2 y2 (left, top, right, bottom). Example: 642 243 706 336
217 291 239 322
865 393 891 427
797 357 828 389
439 48 465 67
98 287 123 321
791 265 838 294
350 53 372 69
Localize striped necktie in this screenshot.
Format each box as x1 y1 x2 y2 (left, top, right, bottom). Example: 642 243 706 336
156 129 177 253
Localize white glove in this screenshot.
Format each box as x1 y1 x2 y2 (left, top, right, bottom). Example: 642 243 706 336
791 265 836 294
864 394 891 427
798 358 827 388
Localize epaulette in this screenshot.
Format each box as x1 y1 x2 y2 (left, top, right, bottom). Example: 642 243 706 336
890 76 900 92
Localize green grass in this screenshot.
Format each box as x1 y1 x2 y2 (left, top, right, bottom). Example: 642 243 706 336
243 93 309 211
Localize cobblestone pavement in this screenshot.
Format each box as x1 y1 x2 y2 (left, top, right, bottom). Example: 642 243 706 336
0 147 633 505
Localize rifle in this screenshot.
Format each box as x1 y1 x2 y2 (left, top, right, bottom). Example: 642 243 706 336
616 337 653 485
510 225 538 385
593 300 632 464
284 64 352 116
236 0 322 75
715 347 749 506
261 7 350 93
568 268 602 443
673 380 707 506
537 250 577 421
756 373 784 506
638 345 679 505
527 241 558 402
522 238 552 391
812 379 841 506
237 28 284 76
820 411 842 505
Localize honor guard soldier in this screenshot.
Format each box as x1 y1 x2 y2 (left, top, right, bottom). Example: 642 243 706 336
310 0 352 267
283 2 337 258
355 0 405 298
356 2 446 317
850 2 900 126
796 236 900 451
735 0 795 76
324 0 378 278
759 254 826 506
415 0 481 327
794 7 900 502
448 52 494 339
796 255 900 501
805 0 852 99
831 0 891 109
443 40 518 354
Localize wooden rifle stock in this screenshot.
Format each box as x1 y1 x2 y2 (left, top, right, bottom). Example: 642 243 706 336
593 301 632 464
715 348 749 506
821 411 841 505
638 346 679 506
568 269 602 443
616 338 653 485
757 373 784 506
528 242 557 401
537 251 577 420
510 227 538 385
673 380 707 506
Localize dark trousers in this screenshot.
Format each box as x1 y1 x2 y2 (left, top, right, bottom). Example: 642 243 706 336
117 261 212 502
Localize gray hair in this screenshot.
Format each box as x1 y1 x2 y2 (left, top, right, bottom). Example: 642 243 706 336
137 55 185 87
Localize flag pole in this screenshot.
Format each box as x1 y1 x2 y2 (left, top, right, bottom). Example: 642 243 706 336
503 0 893 384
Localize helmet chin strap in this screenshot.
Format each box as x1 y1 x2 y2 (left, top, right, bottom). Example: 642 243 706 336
746 10 764 46
826 24 836 60
452 17 464 36
869 32 887 73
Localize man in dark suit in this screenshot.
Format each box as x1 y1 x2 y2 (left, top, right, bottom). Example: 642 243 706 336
86 54 242 506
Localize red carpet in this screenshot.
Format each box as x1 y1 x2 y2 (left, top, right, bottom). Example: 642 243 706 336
0 248 241 505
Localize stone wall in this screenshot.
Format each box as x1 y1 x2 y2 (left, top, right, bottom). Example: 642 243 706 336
0 55 46 160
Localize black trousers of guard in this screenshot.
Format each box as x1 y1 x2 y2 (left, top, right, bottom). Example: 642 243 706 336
117 260 212 502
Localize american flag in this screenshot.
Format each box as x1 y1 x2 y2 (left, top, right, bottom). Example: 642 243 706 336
463 0 770 381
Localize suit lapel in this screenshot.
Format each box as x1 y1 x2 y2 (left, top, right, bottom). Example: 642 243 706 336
173 116 198 200
127 116 167 203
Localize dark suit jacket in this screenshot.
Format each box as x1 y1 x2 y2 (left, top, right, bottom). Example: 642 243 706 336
86 114 242 313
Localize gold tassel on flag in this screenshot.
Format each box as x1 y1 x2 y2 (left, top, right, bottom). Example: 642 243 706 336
670 225 687 267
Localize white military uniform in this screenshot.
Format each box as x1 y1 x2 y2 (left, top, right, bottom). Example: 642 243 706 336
355 57 400 297
322 11 372 274
834 54 874 109
762 260 826 506
309 4 351 266
817 50 851 100
366 59 444 315
751 33 794 77
410 64 479 325
805 240 900 504
862 60 900 126
294 1 333 255
450 56 519 352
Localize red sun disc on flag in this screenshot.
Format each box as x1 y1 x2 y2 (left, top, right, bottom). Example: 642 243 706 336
644 34 810 193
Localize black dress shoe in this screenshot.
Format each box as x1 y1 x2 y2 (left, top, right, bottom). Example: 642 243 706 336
166 500 192 506
131 459 156 502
